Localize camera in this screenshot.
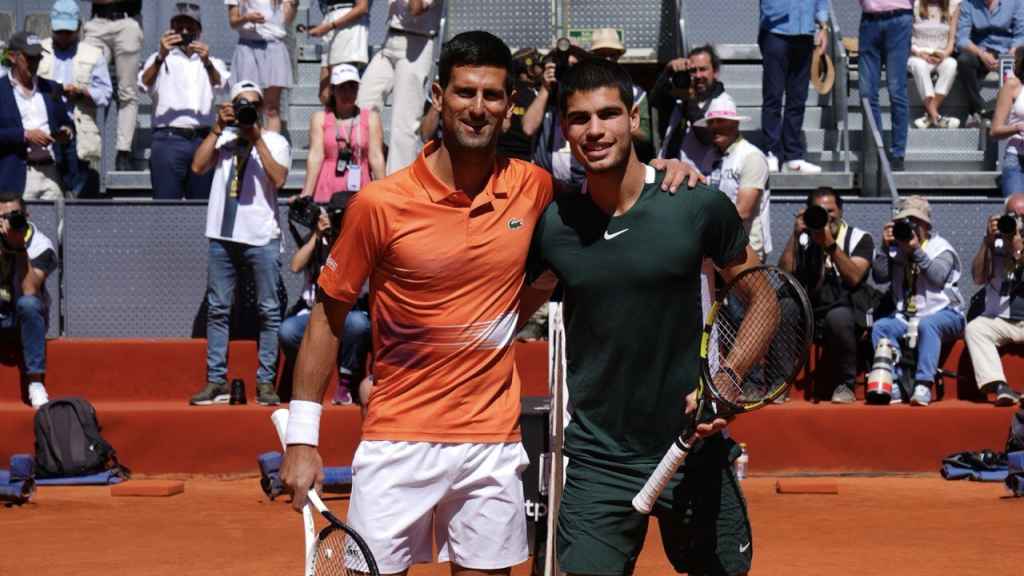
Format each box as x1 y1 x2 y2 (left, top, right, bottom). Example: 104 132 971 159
671 69 691 91
288 196 321 230
803 204 829 231
998 213 1021 236
176 30 194 48
2 211 27 232
335 148 353 175
233 98 259 127
553 37 574 81
323 192 350 235
892 218 916 242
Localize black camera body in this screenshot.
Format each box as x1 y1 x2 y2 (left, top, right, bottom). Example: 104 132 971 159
671 69 691 91
2 210 27 232
804 204 829 231
893 217 916 243
176 30 194 48
998 213 1021 236
233 98 259 127
288 196 321 230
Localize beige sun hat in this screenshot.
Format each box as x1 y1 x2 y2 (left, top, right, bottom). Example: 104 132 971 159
894 195 932 226
590 28 625 56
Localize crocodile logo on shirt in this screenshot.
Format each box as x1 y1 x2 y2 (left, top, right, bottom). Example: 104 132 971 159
508 218 524 230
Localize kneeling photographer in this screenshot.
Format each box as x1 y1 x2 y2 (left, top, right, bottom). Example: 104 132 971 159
870 196 964 407
652 44 726 168
188 80 291 407
965 192 1024 406
279 193 370 406
0 193 57 409
779 187 875 403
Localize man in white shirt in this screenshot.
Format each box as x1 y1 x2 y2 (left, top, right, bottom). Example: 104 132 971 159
138 2 229 199
356 0 444 174
189 80 291 407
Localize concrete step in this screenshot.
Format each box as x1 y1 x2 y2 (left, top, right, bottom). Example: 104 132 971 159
893 170 999 190
769 171 855 191
105 170 307 191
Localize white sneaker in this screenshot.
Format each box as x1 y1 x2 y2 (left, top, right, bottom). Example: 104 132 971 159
913 115 932 129
889 384 903 404
766 153 780 173
936 116 960 129
783 159 822 174
28 383 49 409
910 384 932 407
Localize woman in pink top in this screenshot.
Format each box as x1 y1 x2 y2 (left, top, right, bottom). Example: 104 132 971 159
300 64 385 202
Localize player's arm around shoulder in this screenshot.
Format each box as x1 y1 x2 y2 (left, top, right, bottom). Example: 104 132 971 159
649 157 706 193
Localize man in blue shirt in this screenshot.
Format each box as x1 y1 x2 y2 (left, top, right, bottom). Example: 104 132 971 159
957 0 1024 124
759 0 830 175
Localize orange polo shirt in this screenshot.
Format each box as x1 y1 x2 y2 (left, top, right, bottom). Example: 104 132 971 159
318 141 554 443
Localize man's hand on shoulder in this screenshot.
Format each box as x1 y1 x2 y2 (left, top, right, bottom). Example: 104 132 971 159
650 158 704 194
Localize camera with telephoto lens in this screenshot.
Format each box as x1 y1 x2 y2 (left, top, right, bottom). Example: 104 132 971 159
2 210 27 232
893 217 916 242
671 68 691 91
323 192 351 237
288 196 321 230
176 30 194 48
803 204 829 231
233 98 259 127
998 213 1021 236
554 37 573 81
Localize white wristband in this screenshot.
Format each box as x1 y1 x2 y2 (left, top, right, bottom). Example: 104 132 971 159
285 400 323 446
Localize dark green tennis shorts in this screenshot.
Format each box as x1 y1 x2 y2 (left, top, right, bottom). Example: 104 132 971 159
557 436 752 576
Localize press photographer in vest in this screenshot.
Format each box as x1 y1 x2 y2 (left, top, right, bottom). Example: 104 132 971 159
964 192 1024 407
870 195 964 407
188 80 290 407
778 187 875 404
39 0 113 197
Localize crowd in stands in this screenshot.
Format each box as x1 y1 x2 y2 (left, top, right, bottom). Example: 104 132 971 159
1 0 1024 410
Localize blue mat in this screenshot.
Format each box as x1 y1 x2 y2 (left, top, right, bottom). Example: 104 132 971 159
258 451 352 499
3 454 124 486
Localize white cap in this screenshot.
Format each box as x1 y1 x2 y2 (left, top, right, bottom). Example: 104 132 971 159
330 64 361 86
230 80 263 101
694 94 750 127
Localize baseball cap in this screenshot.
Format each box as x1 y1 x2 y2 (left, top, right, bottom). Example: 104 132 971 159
172 2 202 27
230 80 264 101
51 0 81 33
7 31 49 58
330 64 361 86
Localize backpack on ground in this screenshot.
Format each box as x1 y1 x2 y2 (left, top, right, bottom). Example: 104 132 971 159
33 398 128 479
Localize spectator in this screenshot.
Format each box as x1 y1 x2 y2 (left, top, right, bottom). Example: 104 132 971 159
226 0 298 134
778 187 876 403
138 3 230 200
956 0 1024 127
308 0 370 105
0 31 74 199
299 64 386 202
684 94 773 261
357 0 445 175
871 195 965 406
38 0 113 198
497 47 542 161
758 0 828 174
990 49 1024 196
189 80 291 406
859 1 913 171
83 0 143 172
590 28 654 159
522 42 589 184
964 192 1024 406
909 0 961 129
652 44 728 173
0 192 57 409
279 197 371 406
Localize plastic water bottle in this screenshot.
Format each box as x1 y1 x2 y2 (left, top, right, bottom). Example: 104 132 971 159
734 443 749 481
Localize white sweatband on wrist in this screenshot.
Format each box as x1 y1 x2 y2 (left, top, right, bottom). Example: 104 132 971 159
285 400 323 446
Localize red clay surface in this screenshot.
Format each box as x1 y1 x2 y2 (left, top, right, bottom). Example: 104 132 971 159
1 476 1019 576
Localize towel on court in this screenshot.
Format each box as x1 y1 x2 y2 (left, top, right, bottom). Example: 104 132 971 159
35 470 125 485
258 451 353 499
941 450 1008 482
1007 451 1024 496
0 480 35 505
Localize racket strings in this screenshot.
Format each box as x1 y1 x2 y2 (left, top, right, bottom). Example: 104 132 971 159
313 528 374 576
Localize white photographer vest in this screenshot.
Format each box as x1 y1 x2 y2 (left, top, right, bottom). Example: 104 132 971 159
38 39 103 163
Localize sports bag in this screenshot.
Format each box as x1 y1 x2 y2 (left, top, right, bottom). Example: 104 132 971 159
33 397 127 478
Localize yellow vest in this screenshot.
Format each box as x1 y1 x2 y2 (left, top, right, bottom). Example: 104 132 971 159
38 38 103 163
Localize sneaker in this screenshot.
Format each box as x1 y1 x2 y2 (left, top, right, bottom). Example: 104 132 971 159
913 115 932 129
190 382 230 405
993 382 1021 407
115 150 134 171
965 113 983 129
256 381 280 406
766 153 780 173
27 383 49 409
783 159 822 174
936 116 960 129
889 157 905 172
910 384 932 407
889 384 903 405
831 384 856 404
332 372 354 405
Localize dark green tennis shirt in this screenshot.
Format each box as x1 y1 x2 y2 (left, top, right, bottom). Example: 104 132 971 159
528 168 748 470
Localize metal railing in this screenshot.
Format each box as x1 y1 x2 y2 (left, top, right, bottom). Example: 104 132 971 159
829 7 851 174
860 96 899 200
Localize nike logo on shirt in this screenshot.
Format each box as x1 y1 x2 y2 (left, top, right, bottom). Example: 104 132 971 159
604 228 629 240
740 542 751 553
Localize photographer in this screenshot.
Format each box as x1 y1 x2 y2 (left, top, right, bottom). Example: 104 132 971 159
280 194 371 406
138 3 229 199
779 187 875 403
964 192 1024 406
188 80 291 407
870 196 965 406
0 192 57 409
652 44 726 171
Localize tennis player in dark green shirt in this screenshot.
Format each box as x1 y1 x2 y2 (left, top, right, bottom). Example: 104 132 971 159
523 58 761 576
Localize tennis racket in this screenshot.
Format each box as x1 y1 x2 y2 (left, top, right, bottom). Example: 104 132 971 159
632 265 813 514
271 409 380 576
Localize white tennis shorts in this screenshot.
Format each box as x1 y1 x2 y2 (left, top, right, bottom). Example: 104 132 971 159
346 440 530 573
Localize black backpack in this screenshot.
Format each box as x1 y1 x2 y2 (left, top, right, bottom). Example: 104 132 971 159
33 398 127 479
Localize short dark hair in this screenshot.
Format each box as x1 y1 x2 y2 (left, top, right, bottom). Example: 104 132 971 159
689 44 721 72
557 57 635 115
806 186 843 209
438 31 513 93
0 191 25 210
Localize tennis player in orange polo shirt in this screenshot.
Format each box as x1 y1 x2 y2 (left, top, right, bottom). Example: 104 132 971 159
280 31 701 575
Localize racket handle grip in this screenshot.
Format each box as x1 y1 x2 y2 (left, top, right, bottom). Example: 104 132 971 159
632 436 694 514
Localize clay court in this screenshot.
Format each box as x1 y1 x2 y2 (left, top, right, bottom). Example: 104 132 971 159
2 475 1018 576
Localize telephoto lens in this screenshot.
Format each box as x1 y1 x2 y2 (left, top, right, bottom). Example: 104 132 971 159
998 213 1018 236
803 204 829 231
893 218 916 242
233 98 259 126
